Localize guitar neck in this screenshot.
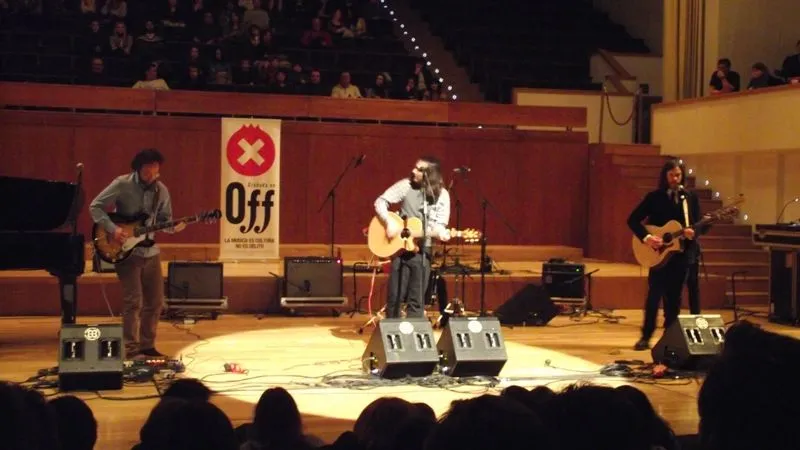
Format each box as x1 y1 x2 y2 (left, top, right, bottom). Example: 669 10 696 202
139 215 200 234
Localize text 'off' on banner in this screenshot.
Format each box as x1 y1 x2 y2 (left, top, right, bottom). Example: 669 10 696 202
219 118 281 261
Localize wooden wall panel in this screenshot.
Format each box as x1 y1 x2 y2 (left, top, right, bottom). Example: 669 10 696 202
0 110 589 247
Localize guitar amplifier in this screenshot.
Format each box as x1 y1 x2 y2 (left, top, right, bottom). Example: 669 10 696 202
281 256 347 307
542 260 585 301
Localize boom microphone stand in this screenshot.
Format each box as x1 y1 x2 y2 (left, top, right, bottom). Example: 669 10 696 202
318 154 366 257
458 170 517 317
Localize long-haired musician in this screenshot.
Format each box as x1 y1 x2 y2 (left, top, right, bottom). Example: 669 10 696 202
374 156 451 318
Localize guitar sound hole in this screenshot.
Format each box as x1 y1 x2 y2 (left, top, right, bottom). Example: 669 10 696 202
662 234 673 244
400 228 410 239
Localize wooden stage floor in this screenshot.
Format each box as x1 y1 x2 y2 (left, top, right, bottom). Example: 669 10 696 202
0 244 731 317
0 309 795 449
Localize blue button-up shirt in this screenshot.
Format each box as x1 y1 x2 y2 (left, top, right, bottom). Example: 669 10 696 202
89 172 174 258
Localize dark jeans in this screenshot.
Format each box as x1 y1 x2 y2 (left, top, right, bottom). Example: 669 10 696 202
386 250 431 319
642 254 688 340
686 262 701 314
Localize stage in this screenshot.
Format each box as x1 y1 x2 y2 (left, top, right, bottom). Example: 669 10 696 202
0 244 731 318
0 309 793 449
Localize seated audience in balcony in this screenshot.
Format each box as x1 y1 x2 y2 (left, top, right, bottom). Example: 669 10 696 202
331 71 362 98
268 70 292 93
301 17 332 48
240 24 267 62
79 56 112 85
780 39 800 83
181 64 207 90
397 76 422 100
302 68 328 95
208 47 232 83
261 28 280 55
328 9 355 39
263 0 284 30
189 0 206 28
243 0 269 31
708 58 740 95
423 81 447 101
747 62 784 90
101 0 127 21
233 58 256 85
80 0 96 15
365 72 391 98
411 59 433 97
194 11 221 46
288 63 307 86
83 19 106 55
109 20 133 57
132 61 170 89
161 0 187 30
135 19 165 60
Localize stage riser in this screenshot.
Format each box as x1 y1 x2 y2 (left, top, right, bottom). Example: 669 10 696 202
82 244 584 265
0 274 728 317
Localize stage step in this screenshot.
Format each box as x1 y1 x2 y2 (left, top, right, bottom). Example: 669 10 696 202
706 224 753 237
724 275 768 293
700 236 757 250
725 291 769 306
703 262 769 277
701 249 768 263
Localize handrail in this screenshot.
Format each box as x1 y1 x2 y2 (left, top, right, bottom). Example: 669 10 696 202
653 82 800 111
0 82 587 128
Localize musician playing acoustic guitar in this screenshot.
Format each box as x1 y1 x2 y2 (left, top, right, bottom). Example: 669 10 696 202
627 159 706 351
374 156 451 319
89 149 186 359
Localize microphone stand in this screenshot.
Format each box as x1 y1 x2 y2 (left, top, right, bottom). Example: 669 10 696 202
440 175 476 275
318 156 362 257
459 171 517 317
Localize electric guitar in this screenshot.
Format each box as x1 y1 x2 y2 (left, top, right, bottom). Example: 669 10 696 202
366 211 481 258
92 209 221 264
631 197 743 269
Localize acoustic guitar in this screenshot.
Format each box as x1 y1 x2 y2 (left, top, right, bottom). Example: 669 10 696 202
631 197 743 269
366 211 481 258
92 209 221 264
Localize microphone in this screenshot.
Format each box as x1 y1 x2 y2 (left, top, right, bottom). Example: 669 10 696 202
354 154 366 167
777 196 800 223
76 162 84 171
453 166 471 173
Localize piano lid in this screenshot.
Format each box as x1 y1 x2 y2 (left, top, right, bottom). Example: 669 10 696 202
0 176 84 231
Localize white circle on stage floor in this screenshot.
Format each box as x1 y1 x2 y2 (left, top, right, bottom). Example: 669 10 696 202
177 325 625 421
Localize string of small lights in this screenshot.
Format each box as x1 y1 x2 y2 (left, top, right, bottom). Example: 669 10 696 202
380 0 458 100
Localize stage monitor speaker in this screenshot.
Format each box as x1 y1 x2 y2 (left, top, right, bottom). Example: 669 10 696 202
437 317 507 377
362 318 439 379
281 256 346 307
651 314 726 370
58 324 124 391
542 261 585 300
493 283 558 326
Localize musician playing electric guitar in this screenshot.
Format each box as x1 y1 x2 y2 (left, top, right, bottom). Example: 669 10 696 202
374 156 451 319
89 149 185 360
627 159 706 351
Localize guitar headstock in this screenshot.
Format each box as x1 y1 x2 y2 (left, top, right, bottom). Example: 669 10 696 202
452 228 482 244
199 209 223 224
703 195 745 222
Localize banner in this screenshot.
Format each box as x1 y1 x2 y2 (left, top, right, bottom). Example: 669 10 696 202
219 118 281 261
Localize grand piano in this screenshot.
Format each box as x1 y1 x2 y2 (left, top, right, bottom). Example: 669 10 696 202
0 174 85 324
753 223 800 325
